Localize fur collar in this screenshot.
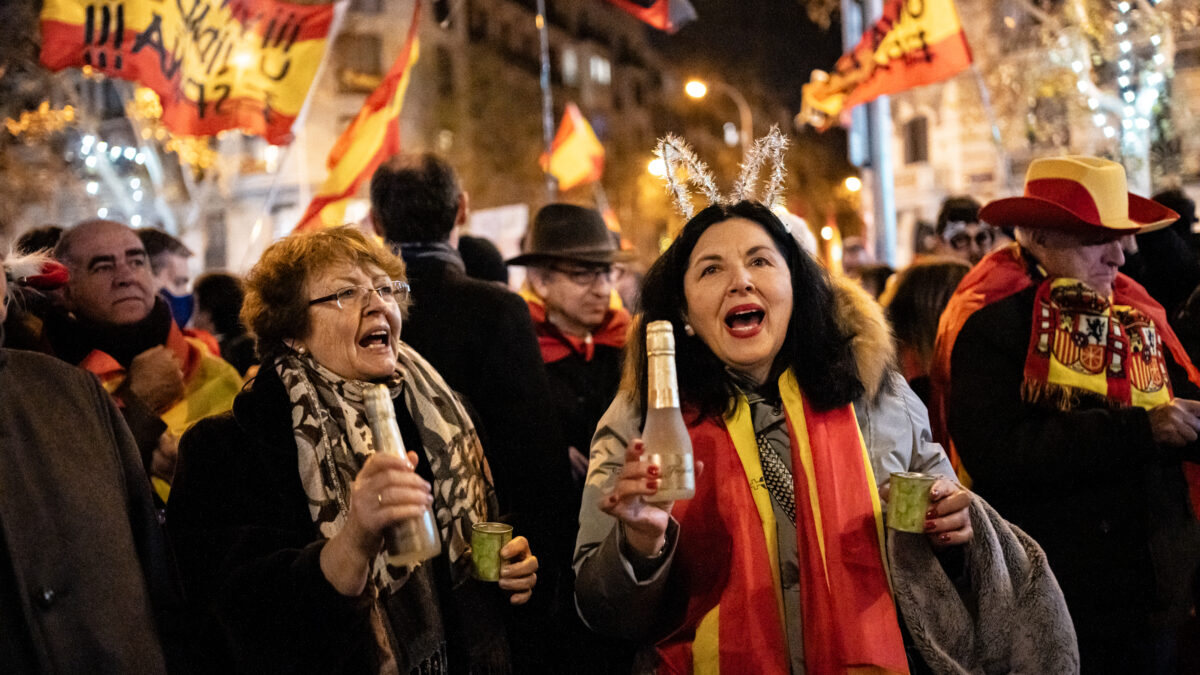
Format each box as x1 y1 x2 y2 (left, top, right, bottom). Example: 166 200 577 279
830 273 895 400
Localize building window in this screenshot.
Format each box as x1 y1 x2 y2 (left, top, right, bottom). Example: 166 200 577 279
562 48 578 86
903 116 928 164
589 55 611 86
334 34 383 93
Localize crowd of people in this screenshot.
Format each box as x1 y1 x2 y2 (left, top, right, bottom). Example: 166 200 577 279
2 147 1199 675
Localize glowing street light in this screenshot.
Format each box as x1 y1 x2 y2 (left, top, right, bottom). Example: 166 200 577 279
685 78 752 151
647 158 667 177
844 176 862 192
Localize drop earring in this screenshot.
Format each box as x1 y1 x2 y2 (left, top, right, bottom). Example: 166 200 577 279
683 323 695 336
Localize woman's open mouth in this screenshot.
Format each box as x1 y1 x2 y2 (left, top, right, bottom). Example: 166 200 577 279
724 305 765 338
358 329 392 351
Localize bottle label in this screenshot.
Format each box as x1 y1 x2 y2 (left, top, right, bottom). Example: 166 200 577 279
643 452 694 502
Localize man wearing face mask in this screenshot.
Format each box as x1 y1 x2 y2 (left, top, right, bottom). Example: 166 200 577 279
932 157 1200 674
136 228 195 325
44 220 241 502
936 196 996 266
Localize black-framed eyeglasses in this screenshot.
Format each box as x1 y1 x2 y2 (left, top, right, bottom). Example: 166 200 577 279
948 230 994 251
549 264 613 286
308 280 410 309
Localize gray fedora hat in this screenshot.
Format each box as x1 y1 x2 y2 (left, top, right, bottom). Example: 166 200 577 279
506 203 634 266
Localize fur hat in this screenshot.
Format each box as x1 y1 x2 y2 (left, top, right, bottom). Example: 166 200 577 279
979 156 1177 235
506 204 633 267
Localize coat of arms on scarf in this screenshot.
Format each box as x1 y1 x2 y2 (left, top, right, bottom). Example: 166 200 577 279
1023 278 1172 410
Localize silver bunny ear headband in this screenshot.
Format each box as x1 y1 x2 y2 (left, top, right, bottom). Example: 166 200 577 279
655 125 790 220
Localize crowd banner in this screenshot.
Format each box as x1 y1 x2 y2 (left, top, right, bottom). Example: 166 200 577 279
541 102 605 193
293 0 420 232
801 0 972 130
40 0 336 145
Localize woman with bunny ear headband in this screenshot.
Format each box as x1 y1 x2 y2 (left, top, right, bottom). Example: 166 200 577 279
573 132 1076 674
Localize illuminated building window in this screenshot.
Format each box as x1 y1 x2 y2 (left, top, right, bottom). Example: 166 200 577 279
589 55 611 86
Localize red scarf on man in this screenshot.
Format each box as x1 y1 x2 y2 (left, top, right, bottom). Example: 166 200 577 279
524 296 631 363
930 244 1200 509
657 372 908 675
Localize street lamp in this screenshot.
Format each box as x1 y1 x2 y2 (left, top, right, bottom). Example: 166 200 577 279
685 78 753 152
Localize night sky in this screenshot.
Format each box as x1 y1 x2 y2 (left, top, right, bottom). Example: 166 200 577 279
653 0 845 112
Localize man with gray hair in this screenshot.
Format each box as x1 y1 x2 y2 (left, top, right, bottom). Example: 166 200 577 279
932 157 1200 673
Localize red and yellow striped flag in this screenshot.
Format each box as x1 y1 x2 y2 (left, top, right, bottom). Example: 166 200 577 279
801 0 972 130
294 0 421 232
540 102 605 193
39 0 335 145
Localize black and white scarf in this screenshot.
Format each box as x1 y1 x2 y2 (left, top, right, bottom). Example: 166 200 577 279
276 341 494 593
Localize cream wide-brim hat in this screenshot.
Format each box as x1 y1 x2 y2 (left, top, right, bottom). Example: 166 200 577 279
979 156 1178 235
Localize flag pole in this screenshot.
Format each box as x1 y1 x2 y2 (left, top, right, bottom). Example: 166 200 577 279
969 64 1013 193
536 0 557 199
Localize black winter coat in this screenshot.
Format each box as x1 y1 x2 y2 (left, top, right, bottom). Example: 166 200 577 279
397 255 575 569
948 287 1200 650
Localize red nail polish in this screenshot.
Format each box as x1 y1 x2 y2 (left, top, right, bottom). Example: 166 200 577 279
924 520 936 532
939 533 951 543
647 465 660 477
647 479 659 490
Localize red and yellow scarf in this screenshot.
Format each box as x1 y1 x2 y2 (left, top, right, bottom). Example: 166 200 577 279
931 245 1200 508
520 288 631 363
81 320 242 501
1024 278 1173 410
658 370 908 675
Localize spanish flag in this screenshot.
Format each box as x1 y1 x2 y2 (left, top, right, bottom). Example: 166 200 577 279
39 0 335 145
604 0 696 34
294 0 421 232
801 0 972 130
540 103 605 193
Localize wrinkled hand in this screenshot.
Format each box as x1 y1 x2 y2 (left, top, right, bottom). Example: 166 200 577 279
599 439 672 558
924 478 972 549
321 451 433 596
125 346 184 412
151 431 179 483
498 536 538 605
1148 399 1200 447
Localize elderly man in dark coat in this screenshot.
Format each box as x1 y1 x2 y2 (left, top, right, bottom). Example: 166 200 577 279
932 156 1200 674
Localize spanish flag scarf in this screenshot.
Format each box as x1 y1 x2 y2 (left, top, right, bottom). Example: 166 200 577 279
930 244 1200 509
658 370 908 675
1024 277 1174 410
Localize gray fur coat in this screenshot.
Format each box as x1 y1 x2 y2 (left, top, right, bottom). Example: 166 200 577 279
889 495 1080 674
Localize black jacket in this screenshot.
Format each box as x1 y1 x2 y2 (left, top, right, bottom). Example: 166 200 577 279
397 254 575 569
948 287 1200 642
167 363 511 674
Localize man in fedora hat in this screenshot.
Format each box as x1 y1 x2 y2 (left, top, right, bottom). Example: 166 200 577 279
506 202 639 674
930 156 1200 673
508 204 635 469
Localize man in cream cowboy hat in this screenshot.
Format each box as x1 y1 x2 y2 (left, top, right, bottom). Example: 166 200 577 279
930 156 1200 674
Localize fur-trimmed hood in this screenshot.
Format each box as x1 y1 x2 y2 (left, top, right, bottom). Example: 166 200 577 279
830 273 896 400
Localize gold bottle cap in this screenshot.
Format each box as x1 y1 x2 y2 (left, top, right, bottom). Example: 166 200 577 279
646 320 675 356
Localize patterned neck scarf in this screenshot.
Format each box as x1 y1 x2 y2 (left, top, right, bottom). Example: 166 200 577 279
1023 277 1173 411
276 341 494 594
